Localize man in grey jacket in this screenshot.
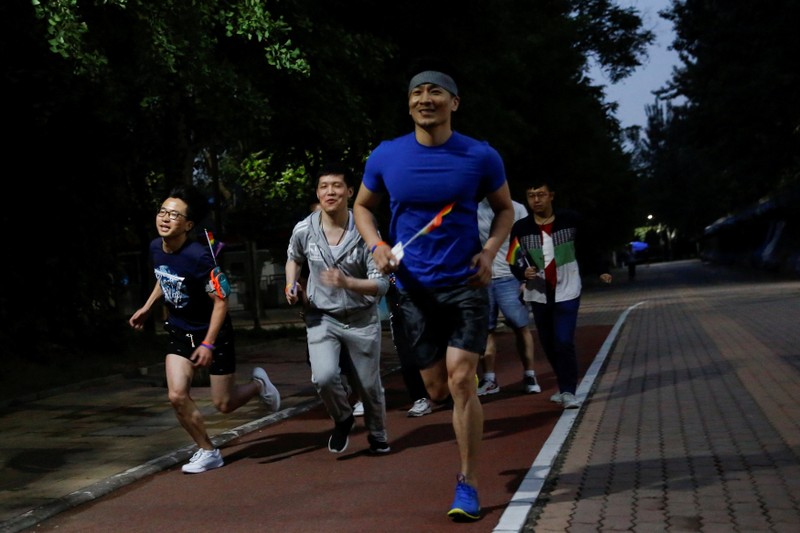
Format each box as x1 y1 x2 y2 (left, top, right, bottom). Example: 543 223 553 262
285 163 391 454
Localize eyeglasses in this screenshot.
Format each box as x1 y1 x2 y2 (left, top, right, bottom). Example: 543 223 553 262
156 207 187 220
528 192 551 200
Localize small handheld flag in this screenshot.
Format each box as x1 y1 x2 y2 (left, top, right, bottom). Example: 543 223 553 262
391 202 456 264
418 202 454 237
506 237 521 264
204 229 218 265
507 236 532 268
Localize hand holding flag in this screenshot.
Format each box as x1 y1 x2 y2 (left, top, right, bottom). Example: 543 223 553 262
506 236 532 269
390 202 455 265
508 236 543 290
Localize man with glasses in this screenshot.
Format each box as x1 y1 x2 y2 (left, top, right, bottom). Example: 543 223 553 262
508 180 612 410
129 185 280 474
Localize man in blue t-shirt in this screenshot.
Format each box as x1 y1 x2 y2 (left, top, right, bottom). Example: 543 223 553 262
353 60 514 522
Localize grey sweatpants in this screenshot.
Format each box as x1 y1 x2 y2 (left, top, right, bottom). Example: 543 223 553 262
306 312 388 442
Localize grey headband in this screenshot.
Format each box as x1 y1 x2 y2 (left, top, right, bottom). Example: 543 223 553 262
408 70 458 96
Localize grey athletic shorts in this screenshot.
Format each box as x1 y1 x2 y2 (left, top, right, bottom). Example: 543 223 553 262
389 285 488 369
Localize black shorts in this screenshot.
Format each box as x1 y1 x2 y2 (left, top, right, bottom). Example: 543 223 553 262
388 285 488 369
164 321 236 375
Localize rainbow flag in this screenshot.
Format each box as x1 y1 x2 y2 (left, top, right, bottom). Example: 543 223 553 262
204 229 224 264
421 202 455 234
506 236 522 264
396 202 458 258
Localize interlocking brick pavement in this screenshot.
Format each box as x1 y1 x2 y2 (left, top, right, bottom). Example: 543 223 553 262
525 260 800 532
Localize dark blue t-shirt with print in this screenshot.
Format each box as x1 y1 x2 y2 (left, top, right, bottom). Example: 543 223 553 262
149 238 216 332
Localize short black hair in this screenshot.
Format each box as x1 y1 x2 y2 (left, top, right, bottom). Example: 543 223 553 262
316 162 355 188
167 184 210 222
525 179 554 192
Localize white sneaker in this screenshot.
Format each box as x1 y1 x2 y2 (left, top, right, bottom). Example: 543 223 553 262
477 378 500 396
523 375 542 394
561 392 581 409
253 367 281 412
407 398 432 417
550 392 563 404
353 401 364 417
182 448 224 474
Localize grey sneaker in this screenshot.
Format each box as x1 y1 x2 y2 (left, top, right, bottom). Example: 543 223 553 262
353 401 364 417
523 375 542 394
182 448 224 474
561 392 581 409
252 367 281 412
407 398 432 417
477 378 500 396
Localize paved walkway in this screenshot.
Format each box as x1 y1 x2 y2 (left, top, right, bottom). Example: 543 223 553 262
525 260 800 532
1 259 798 532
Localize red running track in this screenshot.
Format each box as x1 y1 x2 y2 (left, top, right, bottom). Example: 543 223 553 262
30 326 610 533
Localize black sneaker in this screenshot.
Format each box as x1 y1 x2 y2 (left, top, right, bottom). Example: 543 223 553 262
328 414 355 453
367 434 391 454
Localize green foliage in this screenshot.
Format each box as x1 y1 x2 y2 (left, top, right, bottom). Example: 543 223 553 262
571 0 655 83
32 0 309 77
219 0 309 74
637 0 800 240
9 0 656 365
32 0 107 75
240 152 310 203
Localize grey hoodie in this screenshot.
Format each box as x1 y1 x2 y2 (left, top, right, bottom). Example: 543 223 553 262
287 209 389 323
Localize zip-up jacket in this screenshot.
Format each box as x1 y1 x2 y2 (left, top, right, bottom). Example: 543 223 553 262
509 208 606 304
287 209 389 323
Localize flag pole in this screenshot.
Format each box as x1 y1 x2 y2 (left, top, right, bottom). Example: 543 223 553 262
204 229 218 266
390 202 455 264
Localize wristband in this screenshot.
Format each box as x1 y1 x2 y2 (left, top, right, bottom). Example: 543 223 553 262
200 342 215 351
370 241 387 254
285 281 297 295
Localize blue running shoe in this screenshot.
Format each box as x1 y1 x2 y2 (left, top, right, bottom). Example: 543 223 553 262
447 473 481 521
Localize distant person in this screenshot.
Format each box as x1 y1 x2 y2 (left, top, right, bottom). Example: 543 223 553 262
353 59 515 522
476 198 541 396
626 243 637 280
508 179 612 410
129 185 280 474
285 163 391 454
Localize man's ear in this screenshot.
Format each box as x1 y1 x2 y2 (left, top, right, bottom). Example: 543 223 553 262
186 220 194 232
